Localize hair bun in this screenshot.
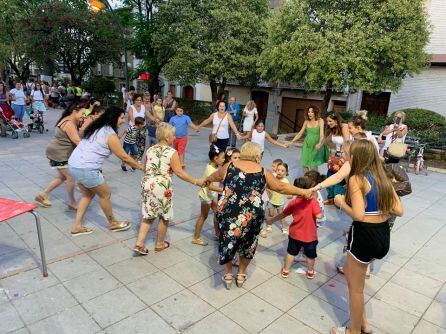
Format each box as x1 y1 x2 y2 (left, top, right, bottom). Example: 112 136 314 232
358 110 368 121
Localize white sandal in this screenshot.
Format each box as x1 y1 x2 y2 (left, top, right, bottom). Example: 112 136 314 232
330 327 348 334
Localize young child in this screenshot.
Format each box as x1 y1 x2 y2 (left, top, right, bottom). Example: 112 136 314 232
248 120 289 153
119 116 146 171
260 159 283 237
264 162 292 234
266 176 323 279
169 107 200 168
305 170 327 227
193 145 225 246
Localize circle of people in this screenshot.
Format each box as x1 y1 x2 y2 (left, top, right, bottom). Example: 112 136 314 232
1 81 410 334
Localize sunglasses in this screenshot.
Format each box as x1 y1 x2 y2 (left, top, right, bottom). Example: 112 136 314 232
327 112 338 119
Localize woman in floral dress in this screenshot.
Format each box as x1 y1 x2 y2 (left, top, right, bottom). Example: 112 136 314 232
133 122 205 255
206 142 311 289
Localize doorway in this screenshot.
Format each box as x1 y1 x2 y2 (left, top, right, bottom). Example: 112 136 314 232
251 91 269 121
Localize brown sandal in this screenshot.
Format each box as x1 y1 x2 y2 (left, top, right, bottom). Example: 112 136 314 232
154 241 170 252
35 194 52 208
133 245 149 255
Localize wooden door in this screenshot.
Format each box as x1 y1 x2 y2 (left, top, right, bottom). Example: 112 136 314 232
361 92 391 116
251 91 269 121
279 98 323 133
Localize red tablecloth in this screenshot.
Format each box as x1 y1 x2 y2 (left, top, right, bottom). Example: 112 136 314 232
0 198 38 222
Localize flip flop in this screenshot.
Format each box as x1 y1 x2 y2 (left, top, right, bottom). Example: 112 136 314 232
154 241 170 252
109 221 132 232
192 238 209 246
133 245 149 255
71 227 93 237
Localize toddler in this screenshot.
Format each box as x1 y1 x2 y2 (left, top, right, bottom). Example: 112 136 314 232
266 176 322 279
265 162 292 234
192 145 225 245
119 116 146 171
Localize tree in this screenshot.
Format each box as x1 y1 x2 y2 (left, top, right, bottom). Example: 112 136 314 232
258 0 430 112
22 0 121 84
117 0 168 95
82 76 116 98
154 0 270 103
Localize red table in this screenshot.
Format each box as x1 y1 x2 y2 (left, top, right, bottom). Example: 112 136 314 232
0 198 48 277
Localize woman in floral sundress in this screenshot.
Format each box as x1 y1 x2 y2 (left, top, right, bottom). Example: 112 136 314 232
206 142 311 289
133 122 205 255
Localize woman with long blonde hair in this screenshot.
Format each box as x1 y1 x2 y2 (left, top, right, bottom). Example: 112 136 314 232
331 140 403 334
242 100 258 141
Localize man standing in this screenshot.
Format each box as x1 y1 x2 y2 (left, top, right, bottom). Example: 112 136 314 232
227 97 240 147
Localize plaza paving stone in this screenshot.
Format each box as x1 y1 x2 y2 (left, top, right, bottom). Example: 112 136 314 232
0 108 445 333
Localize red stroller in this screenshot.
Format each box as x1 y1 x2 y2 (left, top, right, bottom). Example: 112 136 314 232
0 103 30 139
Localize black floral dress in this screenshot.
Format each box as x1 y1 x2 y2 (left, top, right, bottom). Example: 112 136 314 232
217 164 266 265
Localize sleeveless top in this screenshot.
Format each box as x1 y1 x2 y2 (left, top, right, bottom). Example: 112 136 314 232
46 120 76 162
365 173 379 216
68 126 116 169
166 99 175 110
213 112 229 139
251 129 266 152
129 105 146 126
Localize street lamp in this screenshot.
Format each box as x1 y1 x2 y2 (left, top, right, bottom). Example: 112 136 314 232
87 0 130 90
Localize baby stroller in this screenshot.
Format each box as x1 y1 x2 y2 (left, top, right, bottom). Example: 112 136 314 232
26 104 45 134
0 103 30 139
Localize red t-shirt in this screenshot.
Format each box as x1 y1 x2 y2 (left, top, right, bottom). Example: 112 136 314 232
283 197 321 242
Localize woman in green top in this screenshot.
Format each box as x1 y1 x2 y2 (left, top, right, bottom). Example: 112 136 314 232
289 105 327 172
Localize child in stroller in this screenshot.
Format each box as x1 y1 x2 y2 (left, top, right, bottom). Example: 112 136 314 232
26 103 46 133
0 103 30 139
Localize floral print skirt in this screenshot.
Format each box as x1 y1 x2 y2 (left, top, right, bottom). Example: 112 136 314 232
141 175 173 221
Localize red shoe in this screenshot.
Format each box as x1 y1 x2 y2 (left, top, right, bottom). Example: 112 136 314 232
281 267 290 278
306 270 315 279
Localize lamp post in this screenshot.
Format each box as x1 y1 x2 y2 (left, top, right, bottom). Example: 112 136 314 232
88 0 130 90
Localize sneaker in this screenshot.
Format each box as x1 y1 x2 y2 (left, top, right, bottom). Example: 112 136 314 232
121 165 128 172
306 270 315 279
260 229 267 238
295 267 306 274
266 225 273 232
281 267 289 278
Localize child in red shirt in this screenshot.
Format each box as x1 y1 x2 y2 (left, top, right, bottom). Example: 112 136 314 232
266 176 322 279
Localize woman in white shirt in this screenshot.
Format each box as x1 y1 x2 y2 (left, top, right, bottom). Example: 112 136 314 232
127 93 147 161
10 82 27 122
199 101 241 152
378 111 408 156
242 100 258 140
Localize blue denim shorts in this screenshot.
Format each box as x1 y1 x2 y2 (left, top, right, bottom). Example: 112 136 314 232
69 166 105 189
123 142 138 156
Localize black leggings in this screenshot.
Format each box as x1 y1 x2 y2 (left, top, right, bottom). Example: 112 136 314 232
215 138 229 152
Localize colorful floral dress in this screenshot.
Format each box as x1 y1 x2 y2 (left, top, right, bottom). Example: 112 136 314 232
217 164 266 264
141 144 175 220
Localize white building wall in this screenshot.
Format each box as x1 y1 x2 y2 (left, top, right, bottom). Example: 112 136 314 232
425 0 446 54
388 67 446 116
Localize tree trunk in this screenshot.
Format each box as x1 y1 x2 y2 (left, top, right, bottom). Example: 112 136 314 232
147 70 161 97
322 80 333 114
42 58 54 83
210 79 218 106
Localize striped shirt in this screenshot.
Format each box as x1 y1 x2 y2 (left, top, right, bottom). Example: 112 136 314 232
123 125 139 144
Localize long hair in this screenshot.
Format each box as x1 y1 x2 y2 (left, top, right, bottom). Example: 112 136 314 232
346 140 396 213
326 112 344 136
55 102 83 127
305 104 321 120
83 106 124 139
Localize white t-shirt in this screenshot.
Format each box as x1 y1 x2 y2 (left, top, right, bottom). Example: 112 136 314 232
251 129 266 152
31 90 44 101
10 88 26 105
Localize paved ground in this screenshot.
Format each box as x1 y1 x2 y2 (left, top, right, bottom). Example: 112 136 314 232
0 108 445 334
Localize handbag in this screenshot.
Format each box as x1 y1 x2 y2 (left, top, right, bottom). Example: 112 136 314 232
387 129 407 158
209 113 226 143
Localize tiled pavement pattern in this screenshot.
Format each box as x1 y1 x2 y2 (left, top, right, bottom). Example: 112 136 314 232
0 108 445 334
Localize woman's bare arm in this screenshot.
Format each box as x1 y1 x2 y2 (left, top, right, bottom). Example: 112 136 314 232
198 113 215 128
108 134 143 170
265 169 311 197
171 152 203 186
291 121 307 143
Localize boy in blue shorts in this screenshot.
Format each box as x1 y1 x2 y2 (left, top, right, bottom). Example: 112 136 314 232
169 107 200 168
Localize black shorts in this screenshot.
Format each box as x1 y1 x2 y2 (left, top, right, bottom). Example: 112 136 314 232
347 220 390 264
287 237 318 259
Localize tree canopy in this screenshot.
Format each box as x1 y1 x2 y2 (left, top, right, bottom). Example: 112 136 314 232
259 0 430 111
154 0 270 102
